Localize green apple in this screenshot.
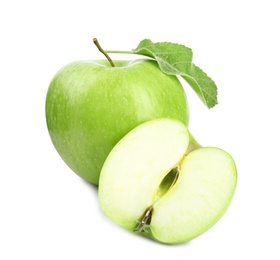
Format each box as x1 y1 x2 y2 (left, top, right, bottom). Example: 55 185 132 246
45 59 189 184
98 118 237 244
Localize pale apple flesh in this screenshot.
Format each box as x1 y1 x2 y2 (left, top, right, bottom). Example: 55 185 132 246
98 119 237 244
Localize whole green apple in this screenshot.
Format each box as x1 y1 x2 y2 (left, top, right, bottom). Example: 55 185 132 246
45 59 189 184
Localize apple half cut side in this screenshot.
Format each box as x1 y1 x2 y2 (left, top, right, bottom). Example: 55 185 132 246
98 118 237 244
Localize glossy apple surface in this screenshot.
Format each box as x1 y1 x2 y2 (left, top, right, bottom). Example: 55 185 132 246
46 59 189 184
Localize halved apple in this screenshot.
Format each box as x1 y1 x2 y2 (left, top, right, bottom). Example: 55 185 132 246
98 119 237 244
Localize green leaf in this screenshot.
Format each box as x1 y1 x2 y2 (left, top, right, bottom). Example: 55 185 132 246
182 64 218 108
133 39 193 75
133 39 218 108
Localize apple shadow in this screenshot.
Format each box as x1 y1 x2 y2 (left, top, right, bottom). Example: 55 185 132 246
81 178 98 193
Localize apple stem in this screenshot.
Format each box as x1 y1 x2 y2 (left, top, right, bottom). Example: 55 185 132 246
93 38 115 67
106 50 135 55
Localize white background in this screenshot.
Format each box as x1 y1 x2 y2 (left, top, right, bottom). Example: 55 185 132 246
1 0 279 259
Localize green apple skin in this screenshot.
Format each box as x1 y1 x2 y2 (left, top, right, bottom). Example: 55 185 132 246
45 59 189 184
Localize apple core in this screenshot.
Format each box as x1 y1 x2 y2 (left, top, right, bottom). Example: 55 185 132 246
134 166 180 233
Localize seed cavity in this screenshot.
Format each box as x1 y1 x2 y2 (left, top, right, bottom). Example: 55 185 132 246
155 167 179 202
134 167 180 233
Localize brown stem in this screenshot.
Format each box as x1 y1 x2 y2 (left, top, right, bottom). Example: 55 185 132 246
93 38 115 67
134 206 153 233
